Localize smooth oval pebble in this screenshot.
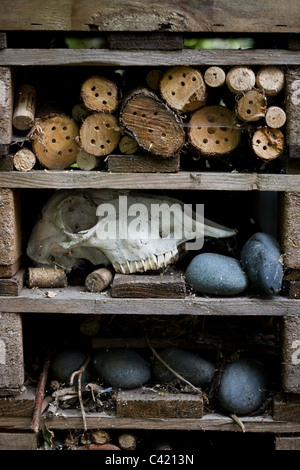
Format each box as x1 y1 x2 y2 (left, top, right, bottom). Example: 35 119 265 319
51 349 88 385
185 253 248 296
92 348 151 389
240 232 283 294
152 348 215 387
218 358 266 415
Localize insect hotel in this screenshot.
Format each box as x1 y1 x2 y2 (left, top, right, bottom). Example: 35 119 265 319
0 0 300 452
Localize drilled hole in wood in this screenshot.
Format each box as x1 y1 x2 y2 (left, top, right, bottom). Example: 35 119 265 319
162 132 166 137
91 86 96 91
91 139 95 145
192 77 196 81
263 145 267 150
68 148 73 152
246 109 251 114
208 116 215 123
63 126 67 131
221 127 228 132
142 114 146 117
249 100 253 105
106 140 111 143
154 112 158 116
52 138 56 143
95 93 99 97
203 138 208 143
51 126 56 131
100 145 105 149
207 127 216 134
107 91 112 96
57 151 62 155
106 123 110 128
182 73 186 78
257 139 261 144
216 140 220 144
171 91 175 95
181 81 185 86
65 136 70 140
148 129 153 133
168 75 172 80
95 126 99 130
103 100 107 105
225 138 229 142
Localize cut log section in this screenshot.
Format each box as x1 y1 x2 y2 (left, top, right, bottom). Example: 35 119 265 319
256 66 285 96
226 66 256 94
80 112 121 156
204 66 226 88
13 148 36 171
251 126 284 161
265 106 286 129
27 267 67 288
31 114 79 170
80 76 119 113
160 66 207 112
12 84 36 131
188 105 241 156
118 135 139 154
76 150 98 170
119 88 185 158
235 89 267 122
85 267 114 292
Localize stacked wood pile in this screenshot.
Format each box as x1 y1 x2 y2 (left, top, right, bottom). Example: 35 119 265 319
9 65 286 172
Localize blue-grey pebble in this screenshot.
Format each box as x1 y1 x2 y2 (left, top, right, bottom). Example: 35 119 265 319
218 359 266 415
92 348 151 389
185 253 249 296
51 349 88 385
240 232 283 294
152 348 215 387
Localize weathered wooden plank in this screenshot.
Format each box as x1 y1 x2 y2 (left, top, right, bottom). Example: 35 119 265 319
0 432 37 450
0 386 35 417
0 155 13 171
273 395 300 422
286 68 300 159
0 313 24 390
0 49 299 67
0 189 22 276
279 192 300 270
0 269 25 296
107 154 180 173
275 436 300 450
108 32 183 50
116 389 203 419
0 1 299 32
0 67 13 146
282 317 300 393
110 272 186 298
1 171 300 191
0 286 299 315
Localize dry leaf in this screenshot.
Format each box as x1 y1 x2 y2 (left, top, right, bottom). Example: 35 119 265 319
45 291 57 298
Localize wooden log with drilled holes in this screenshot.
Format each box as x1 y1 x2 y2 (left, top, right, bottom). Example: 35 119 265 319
13 148 36 171
251 126 284 161
12 84 36 131
119 88 185 159
160 66 207 113
256 66 285 96
235 89 267 122
31 114 79 169
80 112 121 157
27 267 68 288
265 106 286 129
204 66 226 88
188 105 241 156
80 76 119 114
85 267 114 293
226 66 256 94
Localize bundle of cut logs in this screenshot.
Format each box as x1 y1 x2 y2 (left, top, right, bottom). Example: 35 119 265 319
11 65 286 171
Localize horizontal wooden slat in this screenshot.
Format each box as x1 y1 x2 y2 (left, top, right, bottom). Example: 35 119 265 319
0 49 299 67
0 1 299 32
0 171 300 191
0 286 299 315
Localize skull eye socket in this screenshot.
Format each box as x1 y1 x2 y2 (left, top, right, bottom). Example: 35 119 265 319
59 197 98 234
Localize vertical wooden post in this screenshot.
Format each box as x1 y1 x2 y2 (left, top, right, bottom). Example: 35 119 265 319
282 316 300 393
0 313 24 392
0 67 13 156
286 67 300 160
0 189 22 278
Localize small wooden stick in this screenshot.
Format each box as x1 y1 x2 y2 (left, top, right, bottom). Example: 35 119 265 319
70 356 90 432
30 350 51 433
85 267 114 292
27 267 67 288
265 106 286 129
204 66 226 88
76 149 98 170
230 413 245 432
13 148 36 171
13 84 36 131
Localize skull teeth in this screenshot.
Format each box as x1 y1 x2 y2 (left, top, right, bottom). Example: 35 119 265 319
113 249 179 274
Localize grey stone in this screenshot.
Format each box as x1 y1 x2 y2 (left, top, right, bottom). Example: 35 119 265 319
185 253 248 296
152 348 215 388
92 348 151 389
240 232 283 294
218 359 266 415
51 349 88 385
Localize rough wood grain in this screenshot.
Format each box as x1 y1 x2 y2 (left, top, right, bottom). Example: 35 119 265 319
275 436 300 450
282 316 300 393
286 68 300 159
107 154 180 173
0 386 35 417
0 49 299 67
116 389 203 419
108 32 183 50
0 189 22 275
273 395 300 422
0 67 13 146
0 269 25 296
0 432 37 450
110 272 186 298
279 192 300 269
0 286 299 316
0 313 24 390
0 1 299 32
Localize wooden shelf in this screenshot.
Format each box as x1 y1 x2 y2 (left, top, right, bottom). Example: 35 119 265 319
0 286 299 316
1 411 300 433
0 48 299 67
0 170 299 191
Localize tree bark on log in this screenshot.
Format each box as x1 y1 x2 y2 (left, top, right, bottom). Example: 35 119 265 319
251 126 284 160
30 114 79 169
160 66 207 113
226 66 256 94
256 66 285 96
80 75 119 113
188 105 241 156
79 112 121 157
235 89 267 122
12 84 36 131
119 88 185 159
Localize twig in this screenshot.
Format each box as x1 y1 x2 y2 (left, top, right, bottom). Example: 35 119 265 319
30 350 51 433
145 336 203 396
230 413 245 432
70 356 90 432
